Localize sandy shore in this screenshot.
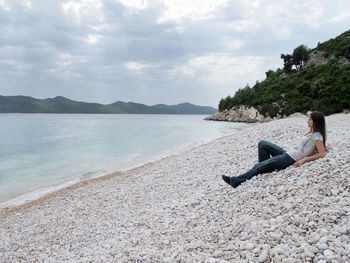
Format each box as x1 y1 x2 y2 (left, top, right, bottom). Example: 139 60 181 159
1 113 349 263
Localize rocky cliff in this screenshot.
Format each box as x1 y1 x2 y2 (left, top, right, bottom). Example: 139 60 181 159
305 51 350 68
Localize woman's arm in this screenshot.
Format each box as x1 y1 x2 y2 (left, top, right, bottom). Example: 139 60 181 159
293 140 326 167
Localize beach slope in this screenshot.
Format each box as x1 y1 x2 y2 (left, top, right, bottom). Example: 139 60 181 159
1 113 349 262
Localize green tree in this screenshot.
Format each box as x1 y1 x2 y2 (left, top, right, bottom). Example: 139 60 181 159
281 54 293 73
292 45 310 71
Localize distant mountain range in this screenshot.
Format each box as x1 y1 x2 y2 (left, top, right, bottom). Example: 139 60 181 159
0 95 217 114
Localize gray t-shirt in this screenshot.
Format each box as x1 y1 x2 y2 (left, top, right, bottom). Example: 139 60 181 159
287 132 323 161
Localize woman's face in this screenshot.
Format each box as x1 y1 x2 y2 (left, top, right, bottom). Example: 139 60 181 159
308 115 314 129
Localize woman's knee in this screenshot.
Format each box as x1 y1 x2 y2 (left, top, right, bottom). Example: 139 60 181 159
258 140 269 147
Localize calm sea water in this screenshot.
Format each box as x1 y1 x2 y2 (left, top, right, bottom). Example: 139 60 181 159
0 114 250 205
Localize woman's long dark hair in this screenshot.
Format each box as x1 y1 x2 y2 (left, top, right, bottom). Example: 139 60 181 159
310 111 326 147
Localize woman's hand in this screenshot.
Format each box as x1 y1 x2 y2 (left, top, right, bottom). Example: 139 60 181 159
293 158 306 167
293 140 326 167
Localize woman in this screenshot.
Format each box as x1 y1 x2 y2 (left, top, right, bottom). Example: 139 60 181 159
222 111 326 188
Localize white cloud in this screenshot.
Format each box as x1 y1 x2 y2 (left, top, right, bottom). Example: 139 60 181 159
327 12 350 23
157 0 228 23
49 53 87 79
301 2 325 29
21 0 32 11
170 53 279 87
62 0 104 24
0 59 30 75
116 0 148 10
125 61 152 72
225 0 327 37
0 59 16 65
84 34 103 44
227 20 260 33
167 53 282 106
223 40 245 50
0 0 10 11
90 23 116 33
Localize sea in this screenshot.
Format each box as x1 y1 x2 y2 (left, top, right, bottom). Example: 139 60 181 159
0 114 251 206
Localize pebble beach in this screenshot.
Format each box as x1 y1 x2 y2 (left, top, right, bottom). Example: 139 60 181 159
1 113 349 263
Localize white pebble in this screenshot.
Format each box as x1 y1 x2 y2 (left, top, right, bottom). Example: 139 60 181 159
258 250 268 262
319 237 329 244
323 249 334 257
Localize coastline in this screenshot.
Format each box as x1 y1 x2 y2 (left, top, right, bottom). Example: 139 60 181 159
0 127 245 212
0 146 205 214
1 113 349 262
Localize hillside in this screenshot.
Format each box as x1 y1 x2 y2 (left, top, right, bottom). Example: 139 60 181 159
218 30 350 117
0 95 217 115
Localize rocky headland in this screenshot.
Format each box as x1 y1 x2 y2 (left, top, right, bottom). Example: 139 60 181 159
204 106 273 123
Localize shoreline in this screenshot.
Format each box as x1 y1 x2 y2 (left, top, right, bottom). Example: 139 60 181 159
1 113 349 262
0 151 187 215
0 113 249 209
0 127 245 213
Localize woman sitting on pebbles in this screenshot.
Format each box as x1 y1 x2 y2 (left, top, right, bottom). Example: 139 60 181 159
222 111 326 188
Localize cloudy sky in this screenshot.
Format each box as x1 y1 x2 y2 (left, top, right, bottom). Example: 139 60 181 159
0 0 349 107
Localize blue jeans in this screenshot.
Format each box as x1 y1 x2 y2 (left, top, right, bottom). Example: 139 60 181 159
230 140 295 184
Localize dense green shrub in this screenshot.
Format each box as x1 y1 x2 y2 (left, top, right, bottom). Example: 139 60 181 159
218 30 350 116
